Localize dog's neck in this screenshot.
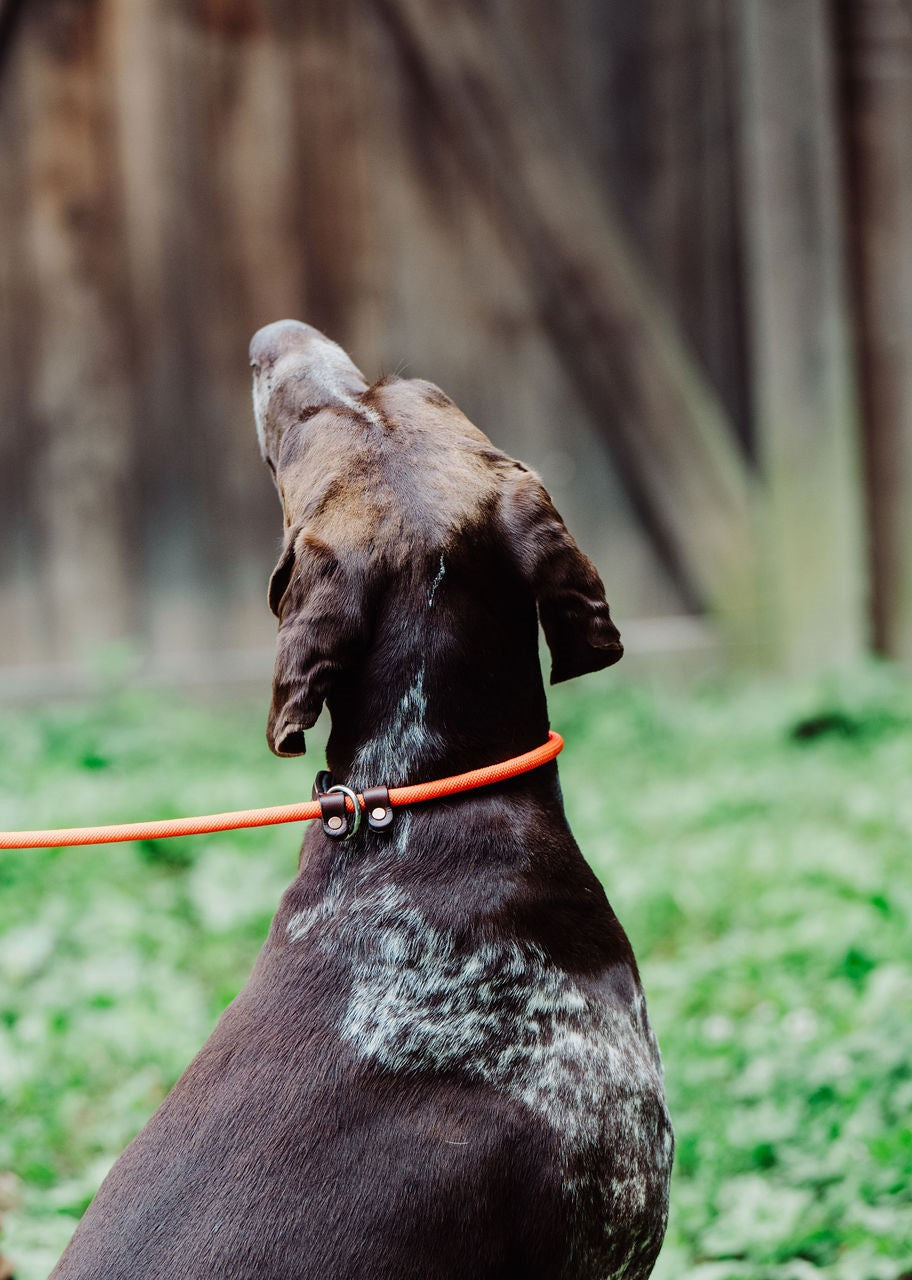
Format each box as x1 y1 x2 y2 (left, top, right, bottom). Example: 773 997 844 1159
307 629 625 980
306 571 626 972
326 650 552 793
324 568 552 794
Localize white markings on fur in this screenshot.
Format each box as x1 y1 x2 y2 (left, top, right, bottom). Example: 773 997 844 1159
252 339 383 461
427 555 446 608
350 663 443 790
286 884 673 1275
311 562 447 798
302 341 386 431
252 371 271 458
391 808 413 861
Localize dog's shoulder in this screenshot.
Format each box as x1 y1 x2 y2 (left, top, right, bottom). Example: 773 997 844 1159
280 876 671 1147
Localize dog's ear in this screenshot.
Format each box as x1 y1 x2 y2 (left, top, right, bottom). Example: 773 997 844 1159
499 465 622 683
266 530 369 756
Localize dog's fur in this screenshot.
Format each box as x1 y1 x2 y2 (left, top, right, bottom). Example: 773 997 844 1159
50 321 672 1280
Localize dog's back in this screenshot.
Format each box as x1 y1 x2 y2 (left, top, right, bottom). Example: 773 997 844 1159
52 812 671 1280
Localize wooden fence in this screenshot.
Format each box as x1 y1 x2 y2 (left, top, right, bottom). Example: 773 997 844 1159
0 0 909 679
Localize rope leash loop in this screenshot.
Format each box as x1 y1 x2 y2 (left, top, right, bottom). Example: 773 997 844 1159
0 732 564 851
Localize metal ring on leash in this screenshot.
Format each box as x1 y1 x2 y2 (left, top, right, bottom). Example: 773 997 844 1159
325 784 362 840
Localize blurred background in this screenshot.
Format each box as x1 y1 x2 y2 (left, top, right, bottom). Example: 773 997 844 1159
1 0 910 688
1 2 912 1278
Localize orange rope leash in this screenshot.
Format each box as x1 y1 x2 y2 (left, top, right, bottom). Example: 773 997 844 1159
0 731 564 850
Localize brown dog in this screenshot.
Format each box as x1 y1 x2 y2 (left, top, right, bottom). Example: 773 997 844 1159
50 321 672 1279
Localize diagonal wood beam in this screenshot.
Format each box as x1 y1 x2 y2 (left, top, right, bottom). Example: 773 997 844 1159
373 0 762 651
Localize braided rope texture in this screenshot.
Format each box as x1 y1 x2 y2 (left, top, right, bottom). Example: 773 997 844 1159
0 732 564 850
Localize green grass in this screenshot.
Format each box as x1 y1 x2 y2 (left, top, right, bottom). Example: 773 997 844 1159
1 666 911 1279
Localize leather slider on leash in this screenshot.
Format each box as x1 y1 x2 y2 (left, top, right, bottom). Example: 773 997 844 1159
313 772 394 839
312 771 348 838
362 786 394 831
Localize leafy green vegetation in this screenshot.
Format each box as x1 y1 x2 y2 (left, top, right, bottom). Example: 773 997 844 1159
1 666 911 1279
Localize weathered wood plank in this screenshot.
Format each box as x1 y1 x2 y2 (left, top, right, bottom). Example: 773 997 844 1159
839 0 912 663
373 0 763 655
0 27 33 588
737 0 868 672
19 0 136 659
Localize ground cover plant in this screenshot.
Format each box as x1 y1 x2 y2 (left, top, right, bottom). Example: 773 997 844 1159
0 665 910 1279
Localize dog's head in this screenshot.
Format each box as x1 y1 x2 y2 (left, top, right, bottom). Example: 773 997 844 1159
250 320 622 757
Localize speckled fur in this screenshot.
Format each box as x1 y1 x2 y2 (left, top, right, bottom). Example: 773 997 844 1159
288 880 671 1277
50 321 671 1280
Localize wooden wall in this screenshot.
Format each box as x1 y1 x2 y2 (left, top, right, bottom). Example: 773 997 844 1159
0 0 909 679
